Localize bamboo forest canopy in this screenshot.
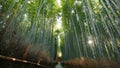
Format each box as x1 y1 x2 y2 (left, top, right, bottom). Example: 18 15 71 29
0 0 120 61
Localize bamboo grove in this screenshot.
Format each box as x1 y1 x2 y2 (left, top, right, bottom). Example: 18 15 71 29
0 0 120 61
